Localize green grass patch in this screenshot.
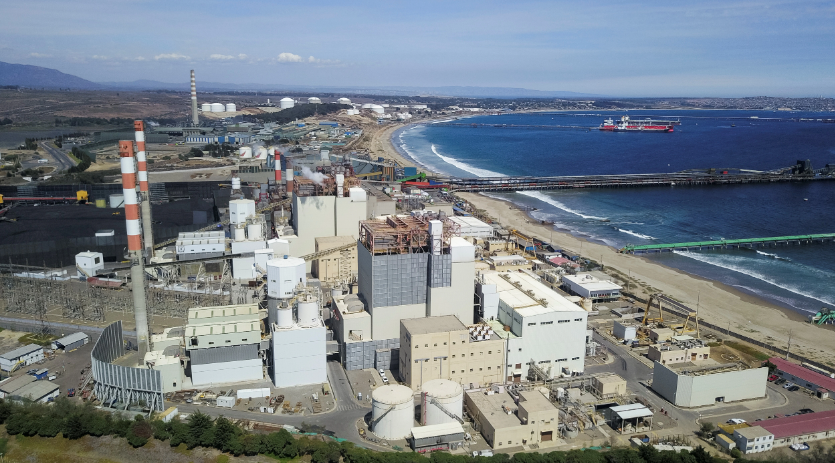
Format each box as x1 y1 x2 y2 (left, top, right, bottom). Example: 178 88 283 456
725 341 770 361
706 342 722 348
19 332 59 347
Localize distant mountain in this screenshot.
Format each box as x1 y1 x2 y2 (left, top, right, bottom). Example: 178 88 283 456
0 61 101 89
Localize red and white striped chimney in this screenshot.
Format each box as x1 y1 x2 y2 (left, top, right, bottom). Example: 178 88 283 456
274 148 282 182
134 121 154 253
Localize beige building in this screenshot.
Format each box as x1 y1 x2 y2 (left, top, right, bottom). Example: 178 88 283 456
647 343 710 365
312 235 357 284
400 316 505 391
591 374 627 398
465 389 558 449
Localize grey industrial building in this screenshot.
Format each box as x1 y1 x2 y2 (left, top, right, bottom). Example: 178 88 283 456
51 332 91 351
651 361 768 407
0 344 44 372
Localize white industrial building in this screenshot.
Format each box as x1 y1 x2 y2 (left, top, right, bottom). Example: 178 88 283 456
175 231 225 259
185 304 263 387
227 199 270 279
75 251 104 278
0 344 44 372
447 216 494 238
652 361 768 407
50 332 90 351
482 271 589 380
561 273 622 302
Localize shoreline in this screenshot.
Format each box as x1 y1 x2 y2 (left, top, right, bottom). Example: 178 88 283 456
372 117 835 363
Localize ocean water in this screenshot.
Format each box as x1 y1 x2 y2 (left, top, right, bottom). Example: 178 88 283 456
395 110 835 315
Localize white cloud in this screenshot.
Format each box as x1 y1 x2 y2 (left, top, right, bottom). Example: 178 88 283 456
132 56 147 61
277 52 303 63
237 54 247 60
210 54 235 60
307 55 341 66
91 55 108 60
154 53 190 61
29 52 52 58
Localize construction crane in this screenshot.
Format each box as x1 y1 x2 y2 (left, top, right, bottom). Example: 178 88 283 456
642 293 664 326
153 199 290 249
354 171 383 178
675 311 699 337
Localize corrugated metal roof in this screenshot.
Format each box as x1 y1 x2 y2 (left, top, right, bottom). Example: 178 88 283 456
189 344 259 365
53 332 89 347
758 410 835 439
0 344 43 360
11 381 59 400
0 374 35 393
411 422 465 439
770 357 835 392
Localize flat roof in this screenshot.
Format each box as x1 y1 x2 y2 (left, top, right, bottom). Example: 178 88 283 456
611 403 652 420
770 357 835 392
53 332 89 346
187 304 259 324
0 344 43 361
518 390 554 411
466 390 522 429
482 271 585 314
595 374 626 384
0 374 35 393
411 422 465 439
188 321 260 337
716 434 735 445
562 273 622 291
12 381 59 400
402 315 465 336
735 426 772 439
758 409 835 439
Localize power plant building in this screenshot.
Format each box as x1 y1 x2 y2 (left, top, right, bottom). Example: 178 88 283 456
651 361 768 407
465 389 559 449
482 271 589 381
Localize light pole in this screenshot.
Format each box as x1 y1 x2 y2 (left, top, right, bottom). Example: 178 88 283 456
416 358 430 389
434 356 448 379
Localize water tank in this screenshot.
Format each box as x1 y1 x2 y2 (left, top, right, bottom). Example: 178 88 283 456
233 225 246 242
279 98 294 109
420 379 463 425
276 305 294 329
337 97 351 105
308 97 322 104
225 103 237 112
211 103 225 112
109 193 125 208
247 222 263 241
266 257 306 299
201 103 212 112
361 103 373 109
297 297 319 327
238 146 252 159
370 105 384 114
371 385 414 440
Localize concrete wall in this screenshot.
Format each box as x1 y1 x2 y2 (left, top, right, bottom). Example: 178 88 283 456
371 303 426 341
648 345 710 365
652 362 768 407
500 306 587 379
335 196 367 237
293 195 336 270
272 325 327 388
313 235 357 283
191 359 263 387
427 260 475 324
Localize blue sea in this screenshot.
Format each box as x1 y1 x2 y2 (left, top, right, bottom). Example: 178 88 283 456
394 110 835 316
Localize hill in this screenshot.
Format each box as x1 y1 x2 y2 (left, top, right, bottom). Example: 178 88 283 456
0 61 101 89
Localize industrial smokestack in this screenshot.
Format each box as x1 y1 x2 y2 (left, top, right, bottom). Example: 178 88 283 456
190 70 198 126
286 168 294 195
336 173 344 198
274 149 282 182
119 140 151 362
134 121 154 256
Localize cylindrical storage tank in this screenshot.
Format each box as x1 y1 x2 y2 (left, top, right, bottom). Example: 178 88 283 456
297 298 319 327
361 103 373 109
420 379 463 426
233 225 246 242
370 104 384 114
308 97 321 104
109 193 125 208
238 147 252 159
225 103 236 112
371 385 414 440
279 98 294 109
337 97 351 104
211 103 225 112
201 103 212 112
276 305 294 329
266 256 306 299
247 222 263 240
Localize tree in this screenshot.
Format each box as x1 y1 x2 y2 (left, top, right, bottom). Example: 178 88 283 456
729 448 741 459
213 416 238 452
698 422 715 438
126 417 152 447
64 413 87 439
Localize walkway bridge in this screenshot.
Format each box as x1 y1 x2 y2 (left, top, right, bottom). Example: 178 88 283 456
620 233 835 254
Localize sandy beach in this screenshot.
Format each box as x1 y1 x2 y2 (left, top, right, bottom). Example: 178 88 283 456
369 119 835 365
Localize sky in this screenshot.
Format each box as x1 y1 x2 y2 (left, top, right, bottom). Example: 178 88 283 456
1 0 834 97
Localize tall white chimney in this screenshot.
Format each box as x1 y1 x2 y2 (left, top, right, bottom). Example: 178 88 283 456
190 70 198 126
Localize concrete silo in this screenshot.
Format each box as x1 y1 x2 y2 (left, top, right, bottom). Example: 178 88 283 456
371 385 414 440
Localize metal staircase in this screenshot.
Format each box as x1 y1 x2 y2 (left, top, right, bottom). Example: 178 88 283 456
429 396 464 424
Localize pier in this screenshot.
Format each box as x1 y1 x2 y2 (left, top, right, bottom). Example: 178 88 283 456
620 233 835 254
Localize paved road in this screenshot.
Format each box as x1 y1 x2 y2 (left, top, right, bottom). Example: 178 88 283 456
38 141 76 171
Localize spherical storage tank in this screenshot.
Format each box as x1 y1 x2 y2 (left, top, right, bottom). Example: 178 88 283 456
201 103 212 112
371 385 414 440
420 379 463 425
279 98 295 109
266 256 306 299
210 103 225 112
307 97 322 104
225 103 237 112
337 97 351 105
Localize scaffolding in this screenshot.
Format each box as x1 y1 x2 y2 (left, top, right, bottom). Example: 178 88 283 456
359 215 460 255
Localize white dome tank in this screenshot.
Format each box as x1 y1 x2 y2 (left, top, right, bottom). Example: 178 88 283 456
201 103 212 112
370 105 384 114
238 146 252 159
266 256 306 299
420 379 463 426
308 97 321 104
247 222 263 241
225 103 237 112
279 98 294 109
361 103 373 109
276 305 294 329
233 225 246 242
337 97 351 105
371 385 414 440
296 297 319 327
211 103 225 112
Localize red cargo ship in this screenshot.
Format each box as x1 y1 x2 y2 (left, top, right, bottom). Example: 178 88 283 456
599 116 680 132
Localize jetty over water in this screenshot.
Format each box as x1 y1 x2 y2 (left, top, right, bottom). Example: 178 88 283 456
620 233 835 254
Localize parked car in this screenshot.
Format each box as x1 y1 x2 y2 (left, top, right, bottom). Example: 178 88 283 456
783 382 796 389
788 386 800 392
727 418 746 424
775 378 787 385
768 374 779 382
799 409 815 414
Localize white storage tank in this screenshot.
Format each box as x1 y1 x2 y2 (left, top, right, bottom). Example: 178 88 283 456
201 103 212 112
308 97 321 104
211 103 225 112
297 297 319 327
337 97 351 105
109 193 125 208
370 104 385 114
266 256 306 299
371 385 414 440
279 98 294 109
276 305 294 329
361 103 373 109
420 379 463 426
247 222 263 241
233 225 246 242
225 103 237 112
238 146 252 158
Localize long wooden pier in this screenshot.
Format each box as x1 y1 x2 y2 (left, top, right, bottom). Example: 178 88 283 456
620 233 835 254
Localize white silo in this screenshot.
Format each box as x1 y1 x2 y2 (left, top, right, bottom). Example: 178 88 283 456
266 256 306 299
370 105 385 114
247 222 263 240
233 224 246 242
276 304 294 329
201 103 212 112
337 97 351 105
371 385 414 440
239 146 252 158
420 379 463 426
211 103 225 112
225 103 237 112
280 98 295 109
308 97 322 104
296 296 319 328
